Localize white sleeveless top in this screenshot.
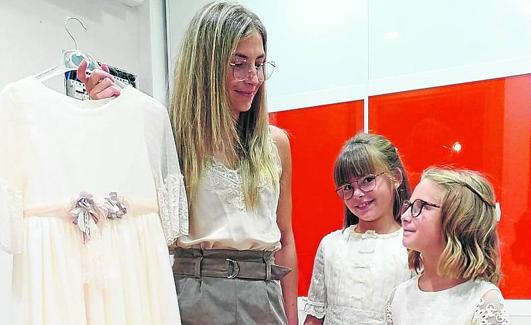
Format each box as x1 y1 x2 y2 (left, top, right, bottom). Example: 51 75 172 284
177 143 282 251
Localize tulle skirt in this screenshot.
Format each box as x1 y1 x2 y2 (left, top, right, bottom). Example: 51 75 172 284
12 212 181 325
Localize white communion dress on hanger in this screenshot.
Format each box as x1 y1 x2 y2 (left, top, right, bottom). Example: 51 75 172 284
0 76 188 325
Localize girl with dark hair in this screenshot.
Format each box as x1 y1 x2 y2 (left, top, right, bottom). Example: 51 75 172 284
304 132 411 324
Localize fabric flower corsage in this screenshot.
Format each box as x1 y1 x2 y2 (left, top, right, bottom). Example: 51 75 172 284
102 192 127 219
70 192 100 242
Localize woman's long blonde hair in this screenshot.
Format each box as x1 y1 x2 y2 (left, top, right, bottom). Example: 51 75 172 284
409 167 501 284
170 1 279 210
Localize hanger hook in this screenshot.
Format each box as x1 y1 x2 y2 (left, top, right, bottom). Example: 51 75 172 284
64 17 87 50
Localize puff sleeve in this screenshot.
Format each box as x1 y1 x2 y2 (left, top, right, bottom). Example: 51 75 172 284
304 238 328 319
144 102 188 245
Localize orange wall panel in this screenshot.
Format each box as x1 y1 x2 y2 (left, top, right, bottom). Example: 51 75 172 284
370 74 531 298
269 75 529 298
270 101 364 295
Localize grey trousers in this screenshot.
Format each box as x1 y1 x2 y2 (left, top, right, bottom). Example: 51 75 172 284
173 248 289 325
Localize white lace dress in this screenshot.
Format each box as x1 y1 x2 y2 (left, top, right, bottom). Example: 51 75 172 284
385 275 510 324
0 77 188 325
304 226 411 324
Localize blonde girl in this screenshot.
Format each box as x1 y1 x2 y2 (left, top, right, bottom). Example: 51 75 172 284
386 167 509 324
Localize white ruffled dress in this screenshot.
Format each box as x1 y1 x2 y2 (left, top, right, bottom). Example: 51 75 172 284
0 77 188 325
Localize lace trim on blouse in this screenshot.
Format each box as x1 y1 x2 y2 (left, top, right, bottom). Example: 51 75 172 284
207 159 246 212
472 290 510 324
304 300 326 319
206 153 275 212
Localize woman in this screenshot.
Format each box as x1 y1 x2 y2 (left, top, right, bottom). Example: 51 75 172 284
79 2 298 324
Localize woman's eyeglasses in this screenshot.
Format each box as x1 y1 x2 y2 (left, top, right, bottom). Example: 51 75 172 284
229 61 275 81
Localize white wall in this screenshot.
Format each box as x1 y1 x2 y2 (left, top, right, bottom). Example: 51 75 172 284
167 0 531 113
0 0 167 322
0 0 168 102
367 0 531 96
166 0 369 112
244 0 368 111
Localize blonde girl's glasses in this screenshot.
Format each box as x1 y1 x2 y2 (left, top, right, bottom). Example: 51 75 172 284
401 199 441 218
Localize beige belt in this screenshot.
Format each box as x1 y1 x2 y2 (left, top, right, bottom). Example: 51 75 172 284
172 248 291 281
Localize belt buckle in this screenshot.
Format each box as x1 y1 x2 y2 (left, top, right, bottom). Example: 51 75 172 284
225 258 240 279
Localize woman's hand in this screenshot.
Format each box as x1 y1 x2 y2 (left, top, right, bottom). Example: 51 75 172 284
77 60 121 100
